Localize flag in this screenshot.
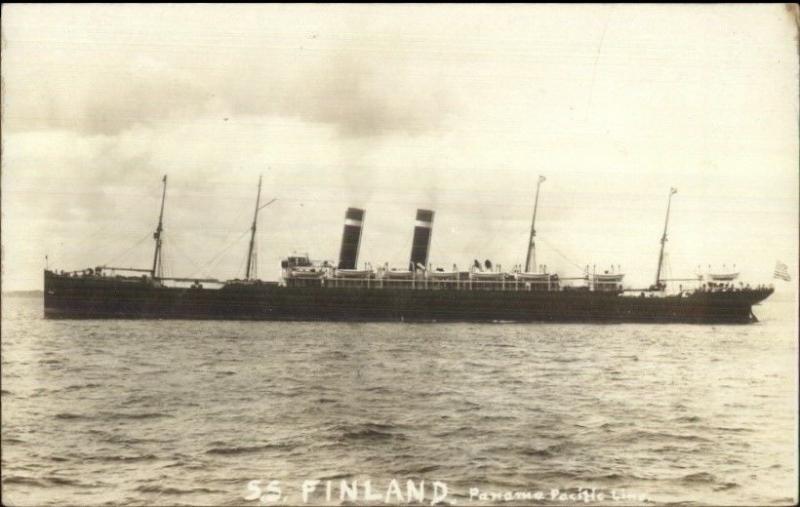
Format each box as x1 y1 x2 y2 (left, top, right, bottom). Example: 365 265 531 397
774 261 791 281
670 187 677 195
539 175 546 183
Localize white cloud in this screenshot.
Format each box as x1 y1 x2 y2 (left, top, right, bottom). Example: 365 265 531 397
1 4 797 291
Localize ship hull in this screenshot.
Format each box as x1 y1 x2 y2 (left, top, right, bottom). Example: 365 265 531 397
43 271 772 324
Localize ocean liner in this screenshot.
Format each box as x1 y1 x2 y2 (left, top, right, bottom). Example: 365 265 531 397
44 176 773 323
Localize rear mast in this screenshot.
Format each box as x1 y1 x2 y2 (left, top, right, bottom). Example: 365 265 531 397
151 175 167 279
524 175 546 273
245 175 263 280
654 187 677 289
244 175 277 280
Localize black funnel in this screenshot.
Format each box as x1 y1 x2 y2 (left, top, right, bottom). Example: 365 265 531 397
410 209 434 269
337 207 365 270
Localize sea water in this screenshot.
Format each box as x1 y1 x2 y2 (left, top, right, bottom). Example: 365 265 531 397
1 294 797 505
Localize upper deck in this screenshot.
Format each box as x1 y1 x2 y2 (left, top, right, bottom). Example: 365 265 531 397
279 254 626 293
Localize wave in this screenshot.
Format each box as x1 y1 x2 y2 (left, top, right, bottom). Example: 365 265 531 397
317 472 352 480
134 485 226 495
205 442 294 456
362 386 393 394
713 482 741 491
711 426 753 433
55 412 92 421
672 416 702 423
104 412 171 420
101 434 172 445
681 472 717 483
406 464 440 474
2 475 102 488
334 422 407 442
477 414 516 422
2 475 46 487
64 383 102 391
623 430 711 443
485 441 574 458
433 425 475 438
56 411 171 421
520 446 556 458
47 476 100 487
95 454 160 463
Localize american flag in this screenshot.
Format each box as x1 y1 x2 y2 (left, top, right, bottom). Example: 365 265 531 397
773 261 791 282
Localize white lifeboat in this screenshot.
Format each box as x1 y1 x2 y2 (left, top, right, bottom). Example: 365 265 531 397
333 269 374 279
469 271 510 281
708 272 739 282
288 268 325 279
592 273 625 283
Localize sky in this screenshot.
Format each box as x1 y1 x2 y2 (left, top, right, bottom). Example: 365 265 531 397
2 4 798 292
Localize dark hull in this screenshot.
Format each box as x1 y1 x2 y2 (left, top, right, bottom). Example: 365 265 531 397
43 271 773 324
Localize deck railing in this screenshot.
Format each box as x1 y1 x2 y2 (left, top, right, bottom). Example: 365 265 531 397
286 276 564 292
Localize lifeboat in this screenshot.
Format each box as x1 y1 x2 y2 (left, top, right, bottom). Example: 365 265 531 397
382 270 414 280
333 269 375 279
708 272 739 282
592 273 625 282
288 268 325 279
469 271 511 281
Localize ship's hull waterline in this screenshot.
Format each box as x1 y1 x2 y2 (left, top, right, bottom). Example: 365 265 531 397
44 272 773 324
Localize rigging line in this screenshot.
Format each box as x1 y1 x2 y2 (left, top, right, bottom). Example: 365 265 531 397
218 199 256 245
103 230 154 267
80 184 167 244
164 237 207 279
186 195 264 277
188 228 252 279
584 5 613 121
538 237 587 273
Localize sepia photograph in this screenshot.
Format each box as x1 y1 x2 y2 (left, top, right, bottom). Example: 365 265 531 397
1 4 798 506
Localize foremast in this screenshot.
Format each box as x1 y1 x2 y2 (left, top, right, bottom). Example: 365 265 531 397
151 175 167 278
654 187 677 289
524 175 546 273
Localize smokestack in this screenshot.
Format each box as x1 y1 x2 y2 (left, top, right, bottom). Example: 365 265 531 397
410 209 434 269
337 207 365 269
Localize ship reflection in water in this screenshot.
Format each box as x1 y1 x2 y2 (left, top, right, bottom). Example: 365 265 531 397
43 176 773 323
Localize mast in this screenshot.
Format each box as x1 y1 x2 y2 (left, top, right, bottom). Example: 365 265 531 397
654 187 678 288
151 175 168 278
524 175 546 273
245 175 263 280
